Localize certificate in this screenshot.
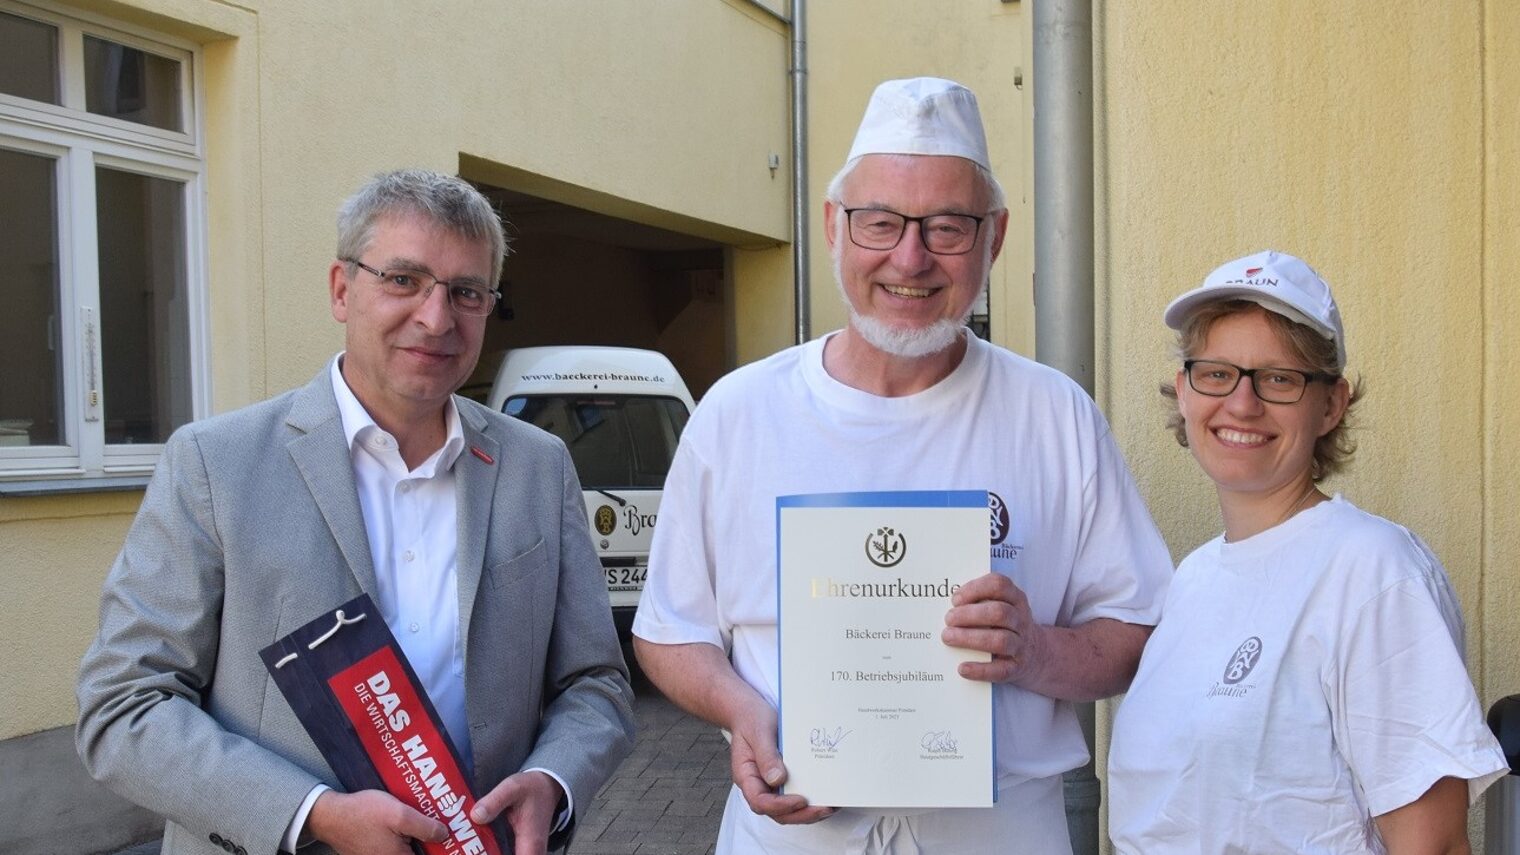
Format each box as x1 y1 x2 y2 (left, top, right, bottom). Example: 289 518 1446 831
776 491 994 808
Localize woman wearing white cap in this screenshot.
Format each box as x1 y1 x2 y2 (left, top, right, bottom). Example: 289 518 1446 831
1107 250 1508 854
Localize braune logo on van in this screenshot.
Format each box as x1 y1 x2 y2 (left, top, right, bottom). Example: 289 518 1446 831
623 505 657 537
1207 636 1263 699
593 505 617 536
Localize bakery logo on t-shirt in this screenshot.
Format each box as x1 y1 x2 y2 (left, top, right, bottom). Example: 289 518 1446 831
988 492 1022 560
1207 636 1262 699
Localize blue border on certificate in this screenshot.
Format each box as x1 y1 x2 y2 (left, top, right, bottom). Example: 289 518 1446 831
777 490 988 510
774 489 998 805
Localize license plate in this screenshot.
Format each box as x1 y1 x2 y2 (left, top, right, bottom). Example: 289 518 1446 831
605 565 648 591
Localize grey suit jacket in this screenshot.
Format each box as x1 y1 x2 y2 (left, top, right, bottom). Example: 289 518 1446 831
76 366 635 855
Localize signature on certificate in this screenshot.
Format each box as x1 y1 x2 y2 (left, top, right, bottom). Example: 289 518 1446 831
920 730 959 753
809 726 850 750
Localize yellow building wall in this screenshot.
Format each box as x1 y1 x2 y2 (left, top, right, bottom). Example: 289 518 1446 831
0 0 796 741
1097 0 1510 690
0 0 263 742
1483 0 1520 750
804 1 1034 356
1094 0 1517 847
244 0 793 393
732 243 796 366
1 497 137 736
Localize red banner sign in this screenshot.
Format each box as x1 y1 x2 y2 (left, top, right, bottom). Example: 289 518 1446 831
329 648 503 855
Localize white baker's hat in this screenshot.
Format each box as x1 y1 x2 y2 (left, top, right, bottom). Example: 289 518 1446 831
845 77 990 169
1163 249 1347 370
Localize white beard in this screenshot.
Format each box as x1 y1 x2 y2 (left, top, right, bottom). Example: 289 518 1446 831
831 234 986 358
847 310 968 358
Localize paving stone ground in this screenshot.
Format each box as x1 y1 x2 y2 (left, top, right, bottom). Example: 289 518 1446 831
105 662 732 855
566 664 729 855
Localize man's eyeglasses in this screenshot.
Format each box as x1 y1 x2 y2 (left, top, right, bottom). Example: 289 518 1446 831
1183 359 1338 405
343 259 500 317
843 208 988 255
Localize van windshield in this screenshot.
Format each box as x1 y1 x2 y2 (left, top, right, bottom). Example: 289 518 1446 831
503 395 690 489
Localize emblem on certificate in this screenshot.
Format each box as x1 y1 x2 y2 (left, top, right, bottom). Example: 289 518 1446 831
776 491 995 807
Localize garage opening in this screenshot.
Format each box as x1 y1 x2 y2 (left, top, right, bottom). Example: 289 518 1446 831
461 184 728 402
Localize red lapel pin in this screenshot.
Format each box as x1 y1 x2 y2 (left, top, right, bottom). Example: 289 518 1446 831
470 446 495 465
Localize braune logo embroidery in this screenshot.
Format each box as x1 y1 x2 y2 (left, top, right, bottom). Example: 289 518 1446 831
989 492 1011 544
1223 636 1262 684
1207 636 1263 698
988 492 1023 560
1222 275 1278 288
865 526 906 568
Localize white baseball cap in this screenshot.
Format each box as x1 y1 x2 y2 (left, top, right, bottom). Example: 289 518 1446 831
1164 249 1347 370
845 77 990 169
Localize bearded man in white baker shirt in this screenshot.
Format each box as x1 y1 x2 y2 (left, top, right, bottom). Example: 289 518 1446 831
632 78 1172 854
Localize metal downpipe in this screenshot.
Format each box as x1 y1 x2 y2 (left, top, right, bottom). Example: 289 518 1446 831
1033 2 1099 855
791 0 810 344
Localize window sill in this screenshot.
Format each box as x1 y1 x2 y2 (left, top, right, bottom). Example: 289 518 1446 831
0 475 151 496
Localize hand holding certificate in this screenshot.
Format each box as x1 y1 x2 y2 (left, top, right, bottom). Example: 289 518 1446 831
776 491 994 808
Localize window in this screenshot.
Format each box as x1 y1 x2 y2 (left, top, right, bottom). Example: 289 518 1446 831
0 1 205 486
504 395 691 489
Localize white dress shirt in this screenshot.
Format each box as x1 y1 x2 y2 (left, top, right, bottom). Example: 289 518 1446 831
333 357 472 761
278 357 568 852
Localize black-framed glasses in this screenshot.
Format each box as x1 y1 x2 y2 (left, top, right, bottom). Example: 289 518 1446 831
343 258 500 317
843 207 988 255
1183 359 1338 405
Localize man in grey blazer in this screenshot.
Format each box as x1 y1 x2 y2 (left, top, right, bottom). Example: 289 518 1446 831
77 169 635 855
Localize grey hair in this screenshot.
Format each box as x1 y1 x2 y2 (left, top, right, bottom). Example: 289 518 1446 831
336 169 509 284
824 155 1007 212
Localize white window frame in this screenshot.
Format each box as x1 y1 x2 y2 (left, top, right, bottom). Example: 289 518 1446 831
0 0 209 486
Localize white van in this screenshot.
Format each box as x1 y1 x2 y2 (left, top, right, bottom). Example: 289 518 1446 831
486 346 696 636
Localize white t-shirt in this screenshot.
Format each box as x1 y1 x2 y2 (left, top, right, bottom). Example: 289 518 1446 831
1108 495 1508 855
635 332 1173 790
